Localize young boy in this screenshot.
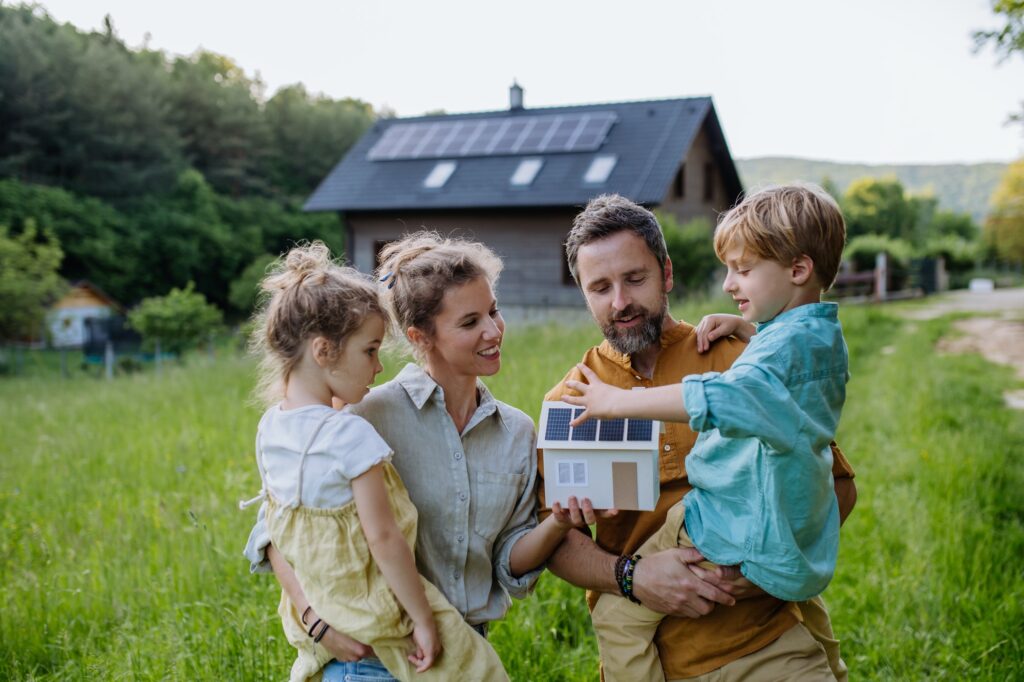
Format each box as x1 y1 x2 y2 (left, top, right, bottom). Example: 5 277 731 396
564 183 849 682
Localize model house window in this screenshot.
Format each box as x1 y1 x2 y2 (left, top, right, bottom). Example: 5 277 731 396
583 155 617 184
510 158 543 186
557 460 589 486
674 165 685 198
423 161 457 189
703 162 714 202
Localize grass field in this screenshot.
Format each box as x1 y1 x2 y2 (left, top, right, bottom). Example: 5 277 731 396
1 302 1022 680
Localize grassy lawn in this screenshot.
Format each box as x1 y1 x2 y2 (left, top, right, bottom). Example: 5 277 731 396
1 303 1022 680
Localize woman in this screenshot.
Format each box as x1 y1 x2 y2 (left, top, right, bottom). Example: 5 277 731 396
244 231 552 680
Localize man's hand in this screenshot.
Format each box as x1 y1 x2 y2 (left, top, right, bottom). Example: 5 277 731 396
318 623 374 662
695 314 756 352
689 563 766 601
632 547 736 618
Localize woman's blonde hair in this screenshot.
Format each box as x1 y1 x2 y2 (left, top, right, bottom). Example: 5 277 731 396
714 183 847 290
250 241 384 405
375 231 503 359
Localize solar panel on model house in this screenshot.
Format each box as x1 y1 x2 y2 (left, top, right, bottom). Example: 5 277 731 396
543 407 654 444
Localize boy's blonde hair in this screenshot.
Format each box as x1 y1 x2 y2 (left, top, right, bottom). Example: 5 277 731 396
250 241 384 405
714 183 846 290
376 231 503 360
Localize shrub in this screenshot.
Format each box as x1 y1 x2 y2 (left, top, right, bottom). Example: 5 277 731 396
658 213 719 297
127 282 223 355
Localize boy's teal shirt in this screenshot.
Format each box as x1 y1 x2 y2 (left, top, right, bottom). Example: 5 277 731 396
681 302 848 601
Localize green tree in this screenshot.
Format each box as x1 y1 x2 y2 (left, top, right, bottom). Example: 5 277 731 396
228 253 277 314
0 222 65 342
985 158 1024 262
658 213 718 297
128 282 223 354
263 84 375 197
841 177 917 242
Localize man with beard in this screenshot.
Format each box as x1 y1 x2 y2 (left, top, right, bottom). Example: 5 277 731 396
539 194 856 681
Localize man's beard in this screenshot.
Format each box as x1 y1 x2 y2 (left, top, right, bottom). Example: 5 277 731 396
601 298 667 356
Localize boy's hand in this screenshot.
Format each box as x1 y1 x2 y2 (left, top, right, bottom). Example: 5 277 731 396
408 618 441 672
695 314 755 352
564 364 630 425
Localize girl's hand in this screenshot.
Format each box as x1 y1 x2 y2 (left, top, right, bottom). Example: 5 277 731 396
563 364 629 425
694 314 755 352
408 618 441 672
319 626 375 663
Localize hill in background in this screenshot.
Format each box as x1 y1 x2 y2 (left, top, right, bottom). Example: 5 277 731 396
735 157 1008 223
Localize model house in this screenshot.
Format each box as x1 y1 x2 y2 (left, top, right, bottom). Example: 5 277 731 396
304 84 743 309
538 401 661 511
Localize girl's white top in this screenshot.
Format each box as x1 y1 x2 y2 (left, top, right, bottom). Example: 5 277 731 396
258 403 392 508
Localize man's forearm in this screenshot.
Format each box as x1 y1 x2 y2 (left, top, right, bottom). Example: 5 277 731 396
546 528 618 593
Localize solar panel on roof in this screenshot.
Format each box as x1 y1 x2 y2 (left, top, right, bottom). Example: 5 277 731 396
571 409 597 441
545 408 572 441
598 418 625 442
626 419 654 442
367 112 617 161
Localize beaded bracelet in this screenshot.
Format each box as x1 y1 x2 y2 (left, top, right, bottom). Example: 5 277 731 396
621 554 642 604
613 554 630 595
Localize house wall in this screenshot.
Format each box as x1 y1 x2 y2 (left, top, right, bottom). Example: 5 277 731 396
657 123 735 226
346 208 586 307
48 305 113 348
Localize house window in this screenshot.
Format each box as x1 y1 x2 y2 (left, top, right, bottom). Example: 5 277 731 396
703 162 714 202
510 158 543 187
674 165 685 198
583 155 617 184
423 160 457 189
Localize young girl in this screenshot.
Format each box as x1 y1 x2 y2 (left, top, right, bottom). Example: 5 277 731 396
241 242 516 682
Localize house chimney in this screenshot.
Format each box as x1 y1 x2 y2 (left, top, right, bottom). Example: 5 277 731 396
509 81 524 110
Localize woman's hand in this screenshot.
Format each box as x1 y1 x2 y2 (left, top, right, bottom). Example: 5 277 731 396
408 617 441 672
694 314 756 352
549 497 618 530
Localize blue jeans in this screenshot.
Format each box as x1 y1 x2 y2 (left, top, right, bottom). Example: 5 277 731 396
321 657 396 682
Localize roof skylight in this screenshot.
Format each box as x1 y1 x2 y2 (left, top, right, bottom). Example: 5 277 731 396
583 155 617 184
510 158 543 187
423 161 457 189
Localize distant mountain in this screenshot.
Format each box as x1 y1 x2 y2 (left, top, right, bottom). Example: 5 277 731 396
735 157 1008 223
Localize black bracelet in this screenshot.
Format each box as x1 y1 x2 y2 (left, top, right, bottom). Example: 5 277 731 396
313 622 330 643
307 618 322 638
621 554 642 604
301 605 313 625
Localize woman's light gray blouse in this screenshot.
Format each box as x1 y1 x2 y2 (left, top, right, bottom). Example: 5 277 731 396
244 362 542 625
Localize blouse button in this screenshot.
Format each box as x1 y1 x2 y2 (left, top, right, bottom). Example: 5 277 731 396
459 492 467 501
454 451 463 460
457 534 465 543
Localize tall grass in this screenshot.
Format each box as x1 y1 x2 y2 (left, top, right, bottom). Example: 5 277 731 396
0 303 1021 680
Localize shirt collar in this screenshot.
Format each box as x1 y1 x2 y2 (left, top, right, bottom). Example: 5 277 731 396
756 301 838 332
395 362 509 432
596 319 695 369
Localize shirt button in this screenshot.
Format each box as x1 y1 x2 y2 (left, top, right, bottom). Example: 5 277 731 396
459 492 467 501
457 534 464 543
664 444 672 452
454 451 463 460
453 571 461 580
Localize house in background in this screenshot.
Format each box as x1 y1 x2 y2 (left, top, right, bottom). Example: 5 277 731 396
304 85 743 308
48 281 122 348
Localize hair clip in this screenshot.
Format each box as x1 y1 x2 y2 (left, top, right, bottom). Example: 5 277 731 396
379 271 396 289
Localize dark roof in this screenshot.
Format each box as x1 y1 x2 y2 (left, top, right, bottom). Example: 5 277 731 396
304 96 742 212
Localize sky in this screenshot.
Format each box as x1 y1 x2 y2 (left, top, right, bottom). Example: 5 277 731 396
34 0 1024 165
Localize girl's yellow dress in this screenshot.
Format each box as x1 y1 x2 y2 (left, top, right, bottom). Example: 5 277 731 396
255 411 509 682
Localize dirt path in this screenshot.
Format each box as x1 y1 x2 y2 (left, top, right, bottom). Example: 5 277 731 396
899 288 1024 409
